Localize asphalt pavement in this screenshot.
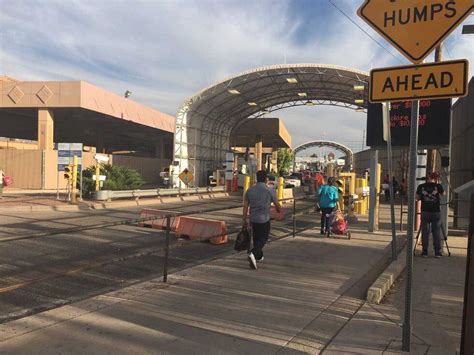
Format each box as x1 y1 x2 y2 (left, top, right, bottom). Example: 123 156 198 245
0 199 468 354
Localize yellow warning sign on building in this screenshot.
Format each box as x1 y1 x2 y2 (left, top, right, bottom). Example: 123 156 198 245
178 168 194 186
369 59 468 103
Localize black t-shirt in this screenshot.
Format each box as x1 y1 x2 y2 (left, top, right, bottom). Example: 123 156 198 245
416 182 444 212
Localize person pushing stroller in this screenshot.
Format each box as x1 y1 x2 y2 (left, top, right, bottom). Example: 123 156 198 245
317 177 340 235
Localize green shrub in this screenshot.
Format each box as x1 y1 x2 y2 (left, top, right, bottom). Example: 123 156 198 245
81 164 144 198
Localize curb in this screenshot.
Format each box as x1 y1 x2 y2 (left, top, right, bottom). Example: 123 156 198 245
0 193 230 213
367 245 407 304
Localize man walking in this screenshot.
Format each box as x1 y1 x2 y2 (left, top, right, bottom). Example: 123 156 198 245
416 172 444 258
242 170 282 269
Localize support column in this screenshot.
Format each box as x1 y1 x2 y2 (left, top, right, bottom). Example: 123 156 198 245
255 137 263 171
271 149 278 173
38 109 54 150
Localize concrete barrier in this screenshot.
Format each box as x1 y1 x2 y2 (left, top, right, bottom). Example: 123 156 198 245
176 216 228 245
138 209 179 232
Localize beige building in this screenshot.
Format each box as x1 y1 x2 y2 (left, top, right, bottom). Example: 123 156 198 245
0 76 175 189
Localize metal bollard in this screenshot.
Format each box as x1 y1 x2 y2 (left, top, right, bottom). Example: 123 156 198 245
163 216 170 283
293 199 296 238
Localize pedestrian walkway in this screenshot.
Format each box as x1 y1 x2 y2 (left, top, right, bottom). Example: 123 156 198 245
0 208 468 354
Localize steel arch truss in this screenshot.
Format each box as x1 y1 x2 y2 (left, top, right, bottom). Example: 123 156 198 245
293 140 354 168
174 64 368 186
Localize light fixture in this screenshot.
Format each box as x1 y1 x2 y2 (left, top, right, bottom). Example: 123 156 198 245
353 85 365 91
247 102 257 106
305 101 315 106
124 90 132 98
356 108 365 112
298 92 307 97
228 89 240 95
286 78 298 84
354 99 364 104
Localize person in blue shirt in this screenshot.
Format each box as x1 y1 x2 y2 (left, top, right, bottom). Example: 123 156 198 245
317 177 340 234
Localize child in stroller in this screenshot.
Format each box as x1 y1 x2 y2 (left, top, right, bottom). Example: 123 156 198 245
325 209 351 239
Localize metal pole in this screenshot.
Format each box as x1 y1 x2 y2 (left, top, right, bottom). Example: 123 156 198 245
56 170 59 200
368 149 378 232
385 102 397 260
163 216 171 283
79 168 83 201
460 193 474 354
400 196 404 231
402 100 420 352
293 199 296 238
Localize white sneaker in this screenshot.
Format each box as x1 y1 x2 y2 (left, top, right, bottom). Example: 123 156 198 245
257 256 264 262
248 252 257 269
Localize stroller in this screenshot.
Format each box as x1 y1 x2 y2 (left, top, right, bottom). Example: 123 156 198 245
325 210 351 239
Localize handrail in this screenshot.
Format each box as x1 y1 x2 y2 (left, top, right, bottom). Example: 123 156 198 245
94 186 226 201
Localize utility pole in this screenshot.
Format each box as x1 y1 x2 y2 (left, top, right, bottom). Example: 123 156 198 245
426 44 442 174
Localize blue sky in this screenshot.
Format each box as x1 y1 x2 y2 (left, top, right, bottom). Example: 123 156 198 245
0 0 472 155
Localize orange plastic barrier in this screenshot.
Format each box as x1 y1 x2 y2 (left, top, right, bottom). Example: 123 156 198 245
176 216 228 244
270 206 285 221
138 209 179 231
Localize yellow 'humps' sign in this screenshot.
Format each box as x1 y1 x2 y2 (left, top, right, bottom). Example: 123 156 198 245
369 59 469 103
358 0 474 63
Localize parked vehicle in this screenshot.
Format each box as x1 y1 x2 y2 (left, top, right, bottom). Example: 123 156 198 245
289 172 303 183
284 176 301 188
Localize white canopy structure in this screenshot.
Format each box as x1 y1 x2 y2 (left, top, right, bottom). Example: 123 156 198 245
174 64 368 185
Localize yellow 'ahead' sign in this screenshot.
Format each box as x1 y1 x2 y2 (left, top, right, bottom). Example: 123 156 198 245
358 0 474 63
369 59 469 103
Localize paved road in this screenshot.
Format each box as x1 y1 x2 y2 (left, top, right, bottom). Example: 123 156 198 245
0 225 396 354
0 196 316 323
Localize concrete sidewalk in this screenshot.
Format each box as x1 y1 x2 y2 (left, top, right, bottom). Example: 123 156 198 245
0 224 467 353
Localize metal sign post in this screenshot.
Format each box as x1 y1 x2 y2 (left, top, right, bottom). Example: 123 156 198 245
383 102 397 260
402 100 420 352
357 2 471 351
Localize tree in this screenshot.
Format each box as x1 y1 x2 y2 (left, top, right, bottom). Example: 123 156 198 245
81 164 144 197
310 153 318 158
277 148 293 176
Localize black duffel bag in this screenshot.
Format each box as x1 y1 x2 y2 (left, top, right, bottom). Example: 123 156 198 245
234 227 251 251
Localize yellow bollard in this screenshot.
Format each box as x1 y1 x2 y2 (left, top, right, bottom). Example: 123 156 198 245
95 163 101 192
243 175 250 195
277 176 284 202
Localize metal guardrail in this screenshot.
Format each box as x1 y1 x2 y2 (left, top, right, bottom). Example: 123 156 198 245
94 186 226 201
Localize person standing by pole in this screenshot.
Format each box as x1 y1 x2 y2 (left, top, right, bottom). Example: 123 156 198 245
416 172 445 257
0 168 4 199
242 170 282 270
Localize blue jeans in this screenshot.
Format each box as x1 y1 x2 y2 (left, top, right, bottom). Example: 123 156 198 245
421 211 441 253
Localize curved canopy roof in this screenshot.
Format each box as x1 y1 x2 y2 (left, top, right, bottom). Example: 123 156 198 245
175 64 368 184
180 63 369 129
293 140 354 167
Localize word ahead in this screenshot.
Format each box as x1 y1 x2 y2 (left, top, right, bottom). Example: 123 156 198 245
369 60 468 103
358 0 474 63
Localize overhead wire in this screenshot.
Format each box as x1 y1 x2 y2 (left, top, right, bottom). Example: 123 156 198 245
327 0 404 64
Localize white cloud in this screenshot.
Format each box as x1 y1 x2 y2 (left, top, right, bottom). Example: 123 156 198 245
0 0 472 149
